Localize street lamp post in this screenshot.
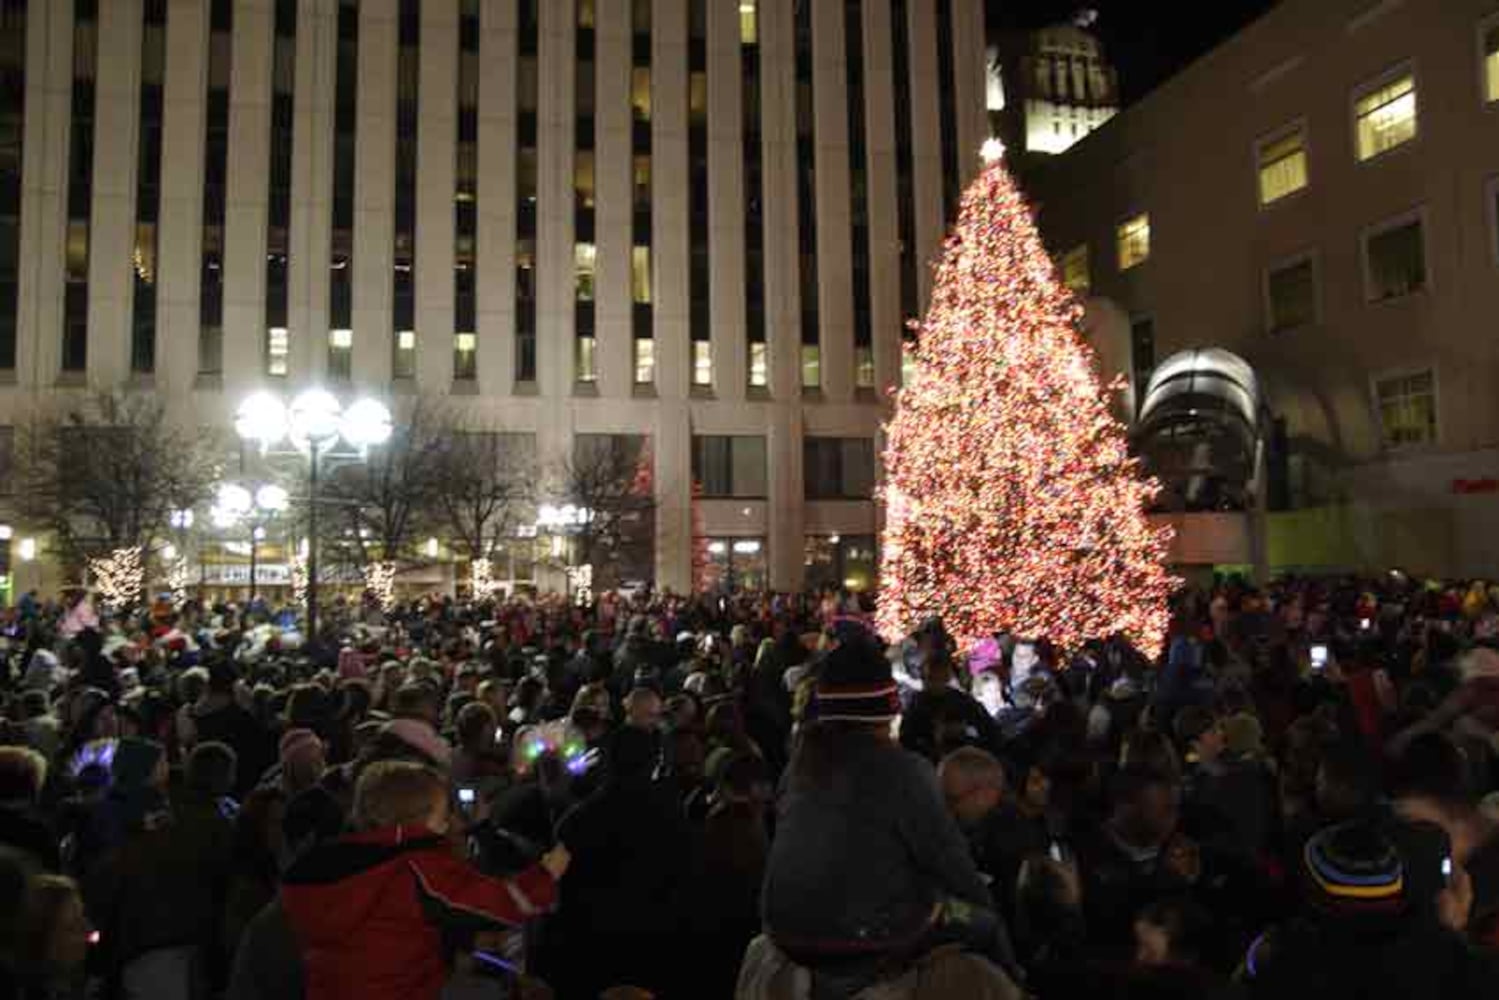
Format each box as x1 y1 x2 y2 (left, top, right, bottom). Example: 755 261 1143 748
234 389 392 638
212 482 289 603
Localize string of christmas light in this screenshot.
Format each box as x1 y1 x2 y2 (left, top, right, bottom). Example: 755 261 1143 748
876 160 1175 657
470 557 499 600
288 548 310 607
364 561 397 612
90 547 145 610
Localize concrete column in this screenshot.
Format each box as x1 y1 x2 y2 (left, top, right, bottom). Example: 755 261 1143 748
474 0 515 392
908 0 944 309
290 0 338 383
707 0 745 401
415 0 456 391
221 0 273 392
535 0 573 402
952 0 986 190
351 0 395 387
17 0 76 388
812 0 855 404
86 0 144 388
758 0 798 403
593 0 630 400
768 401 805 591
654 397 692 593
863 0 903 394
651 0 688 401
156 0 208 398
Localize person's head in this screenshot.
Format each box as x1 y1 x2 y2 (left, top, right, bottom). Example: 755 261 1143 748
716 752 768 806
937 747 1006 828
1017 758 1052 814
278 728 327 796
607 725 661 784
1315 742 1380 820
667 727 707 785
1109 765 1181 849
391 683 441 726
476 679 510 716
207 658 238 696
1119 729 1181 779
1389 732 1483 855
623 686 664 731
0 747 48 805
924 650 955 689
234 786 289 867
111 737 168 794
23 874 91 975
1302 820 1406 922
1133 896 1211 967
1172 706 1222 763
185 741 239 800
353 760 449 834
456 701 498 754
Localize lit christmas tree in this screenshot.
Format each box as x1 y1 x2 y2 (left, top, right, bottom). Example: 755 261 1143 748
876 161 1174 656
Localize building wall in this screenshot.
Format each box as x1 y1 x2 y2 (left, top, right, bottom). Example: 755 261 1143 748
1029 0 1499 577
0 0 988 595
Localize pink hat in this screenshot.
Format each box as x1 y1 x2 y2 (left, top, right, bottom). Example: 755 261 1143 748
967 638 1002 677
381 718 453 769
337 648 367 681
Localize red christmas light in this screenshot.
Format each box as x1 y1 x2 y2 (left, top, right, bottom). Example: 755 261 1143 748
876 161 1174 657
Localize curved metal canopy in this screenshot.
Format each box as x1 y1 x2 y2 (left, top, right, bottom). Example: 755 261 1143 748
1138 348 1263 445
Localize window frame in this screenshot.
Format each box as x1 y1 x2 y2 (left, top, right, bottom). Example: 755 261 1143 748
1262 248 1321 334
1480 12 1499 108
1370 365 1439 451
1115 212 1151 272
1059 243 1090 295
693 435 768 499
1360 205 1431 304
1350 61 1420 165
803 437 877 501
1253 118 1310 209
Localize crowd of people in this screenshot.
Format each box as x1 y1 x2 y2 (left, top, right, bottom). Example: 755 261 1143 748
0 573 1497 999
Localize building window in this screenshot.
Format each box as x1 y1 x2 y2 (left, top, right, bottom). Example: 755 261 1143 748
692 340 713 388
631 66 651 121
0 0 21 370
801 345 821 389
749 342 769 388
328 328 352 379
693 435 768 498
1363 212 1427 301
699 537 768 592
805 534 877 592
63 1 99 374
1257 123 1308 206
199 0 232 377
574 243 596 301
935 0 959 220
804 437 875 499
743 0 766 389
1354 69 1417 162
393 329 416 380
631 246 651 303
130 0 167 375
739 0 757 44
576 335 597 383
267 327 290 376
846 0 873 392
855 347 875 389
1266 255 1317 333
330 0 357 337
266 0 296 377
891 0 919 333
1117 213 1150 270
632 155 651 210
1130 316 1154 407
1375 369 1436 448
454 332 476 381
634 338 655 385
1060 244 1089 295
1485 17 1499 104
515 0 539 384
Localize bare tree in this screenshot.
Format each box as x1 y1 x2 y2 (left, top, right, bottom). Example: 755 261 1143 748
431 422 537 570
19 390 219 576
320 399 446 597
552 434 656 589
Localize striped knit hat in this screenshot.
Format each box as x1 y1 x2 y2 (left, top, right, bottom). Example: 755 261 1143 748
1303 821 1406 917
807 628 900 725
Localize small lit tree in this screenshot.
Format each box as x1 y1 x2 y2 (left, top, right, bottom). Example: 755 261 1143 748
877 161 1175 655
431 423 536 598
552 435 656 591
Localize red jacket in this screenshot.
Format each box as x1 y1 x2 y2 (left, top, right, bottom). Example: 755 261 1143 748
280 825 556 1000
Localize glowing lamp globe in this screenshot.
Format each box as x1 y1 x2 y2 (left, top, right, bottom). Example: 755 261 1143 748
288 389 343 451
255 484 290 513
235 392 289 449
341 398 393 450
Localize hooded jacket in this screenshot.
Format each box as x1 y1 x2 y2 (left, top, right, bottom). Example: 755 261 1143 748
279 826 556 1000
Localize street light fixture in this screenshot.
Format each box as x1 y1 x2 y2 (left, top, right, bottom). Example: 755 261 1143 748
233 389 392 636
212 479 290 602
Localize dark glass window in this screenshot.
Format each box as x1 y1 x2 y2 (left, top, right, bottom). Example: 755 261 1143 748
63 1 98 374
1130 316 1155 410
454 0 478 382
803 437 875 499
330 0 357 356
845 0 872 388
392 0 417 380
631 0 652 378
0 0 26 370
198 0 232 376
515 0 538 382
266 0 295 375
891 0 918 334
936 0 959 222
742 0 765 388
693 435 768 498
794 0 819 387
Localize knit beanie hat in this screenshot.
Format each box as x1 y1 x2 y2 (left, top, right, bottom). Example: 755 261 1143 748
111 737 164 790
1303 821 1405 917
279 728 323 770
807 631 900 725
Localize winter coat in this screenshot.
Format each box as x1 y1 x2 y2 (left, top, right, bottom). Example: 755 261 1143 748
279 826 556 1000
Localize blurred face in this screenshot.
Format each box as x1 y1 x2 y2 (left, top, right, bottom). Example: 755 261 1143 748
1129 784 1181 847
1133 918 1170 966
1194 724 1225 761
49 893 91 970
938 765 1001 828
93 707 119 740
627 692 663 730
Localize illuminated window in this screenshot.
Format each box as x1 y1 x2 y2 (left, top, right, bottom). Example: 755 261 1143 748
692 340 713 387
631 246 651 303
454 332 477 381
740 0 757 44
577 0 594 28
1363 213 1427 301
855 346 875 389
1375 369 1436 448
574 243 596 300
1354 71 1417 162
1060 244 1089 294
267 327 289 376
634 338 655 384
748 342 769 388
1266 256 1317 333
574 150 595 210
576 335 597 383
1116 214 1150 270
328 328 352 379
689 71 707 122
1257 124 1308 205
800 344 821 389
1485 19 1499 104
631 66 651 121
632 155 651 209
394 329 416 379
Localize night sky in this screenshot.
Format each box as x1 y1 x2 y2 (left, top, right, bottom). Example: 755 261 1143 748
987 0 1282 105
